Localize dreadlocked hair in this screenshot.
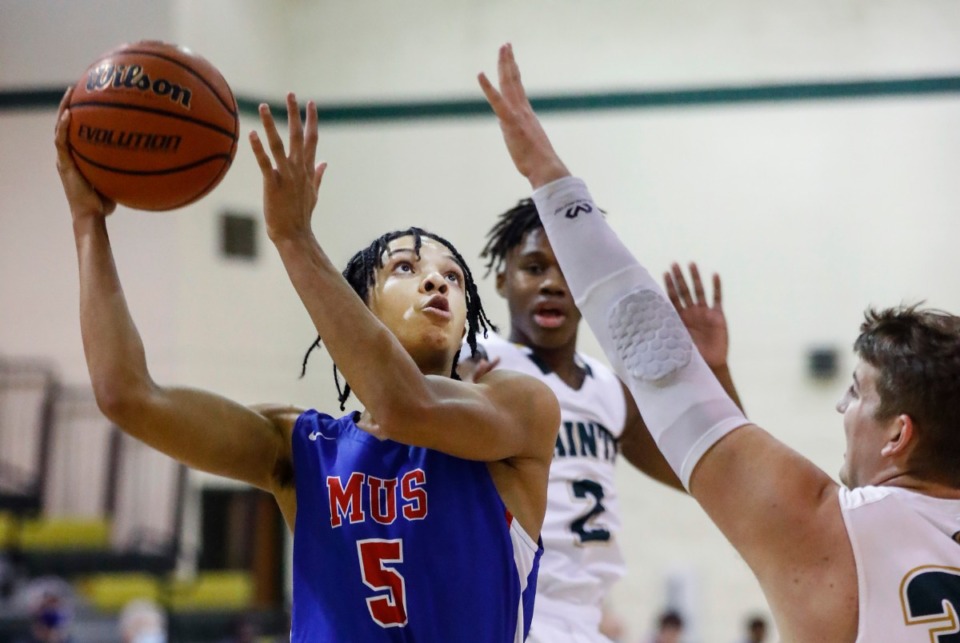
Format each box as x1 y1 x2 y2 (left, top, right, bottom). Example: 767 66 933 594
300 226 497 411
479 198 542 277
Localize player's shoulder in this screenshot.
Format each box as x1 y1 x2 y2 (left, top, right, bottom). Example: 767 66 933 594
481 369 559 422
482 366 549 395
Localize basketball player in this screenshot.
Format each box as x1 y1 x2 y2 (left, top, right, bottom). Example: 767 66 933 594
461 199 742 642
480 44 960 642
55 87 559 641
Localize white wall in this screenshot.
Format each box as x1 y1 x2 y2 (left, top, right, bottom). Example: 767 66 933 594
3 0 960 639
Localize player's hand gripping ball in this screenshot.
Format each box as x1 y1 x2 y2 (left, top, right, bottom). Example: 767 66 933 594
67 40 239 211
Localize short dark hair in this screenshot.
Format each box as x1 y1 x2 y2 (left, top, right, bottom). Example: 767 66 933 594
854 305 960 484
747 614 767 630
479 198 542 277
658 609 684 628
301 227 496 410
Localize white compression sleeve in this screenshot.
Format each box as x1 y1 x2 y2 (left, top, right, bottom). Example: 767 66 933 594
532 176 748 489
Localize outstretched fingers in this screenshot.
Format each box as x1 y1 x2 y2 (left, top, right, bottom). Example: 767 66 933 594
478 71 508 117
258 103 289 174
712 273 723 309
286 93 304 164
313 161 328 194
689 263 707 306
248 128 274 176
497 44 529 106
670 262 696 308
664 267 682 310
304 100 318 171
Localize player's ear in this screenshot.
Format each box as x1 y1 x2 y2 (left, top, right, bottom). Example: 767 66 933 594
496 271 506 297
880 414 914 458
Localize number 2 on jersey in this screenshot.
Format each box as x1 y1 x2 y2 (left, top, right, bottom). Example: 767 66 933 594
570 479 611 544
902 566 960 642
357 539 408 627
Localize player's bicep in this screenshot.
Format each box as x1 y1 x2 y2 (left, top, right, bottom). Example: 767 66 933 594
690 425 841 570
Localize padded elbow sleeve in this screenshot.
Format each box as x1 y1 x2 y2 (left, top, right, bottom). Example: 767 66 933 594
532 177 748 489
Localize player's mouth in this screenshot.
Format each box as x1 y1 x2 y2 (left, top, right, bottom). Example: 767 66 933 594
533 302 567 329
422 295 452 320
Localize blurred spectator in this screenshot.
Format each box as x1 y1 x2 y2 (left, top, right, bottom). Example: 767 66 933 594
599 602 626 642
13 578 75 643
118 599 167 643
645 609 684 643
736 614 768 643
219 613 260 643
0 554 14 599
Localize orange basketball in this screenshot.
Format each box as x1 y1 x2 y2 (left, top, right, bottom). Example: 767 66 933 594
67 41 239 211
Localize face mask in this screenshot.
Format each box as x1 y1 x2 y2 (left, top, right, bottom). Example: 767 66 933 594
36 608 67 629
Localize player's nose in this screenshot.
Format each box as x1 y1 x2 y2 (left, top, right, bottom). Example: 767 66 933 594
421 271 448 294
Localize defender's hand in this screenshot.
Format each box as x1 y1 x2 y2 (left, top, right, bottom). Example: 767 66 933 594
664 262 730 369
479 44 570 189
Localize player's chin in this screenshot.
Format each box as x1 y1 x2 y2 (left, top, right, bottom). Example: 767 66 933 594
528 331 574 353
838 464 851 488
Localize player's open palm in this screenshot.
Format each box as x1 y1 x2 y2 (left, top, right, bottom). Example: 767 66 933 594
250 93 327 243
664 262 729 368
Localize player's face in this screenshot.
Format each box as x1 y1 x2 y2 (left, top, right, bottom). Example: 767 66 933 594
836 360 891 487
498 227 581 350
368 236 468 375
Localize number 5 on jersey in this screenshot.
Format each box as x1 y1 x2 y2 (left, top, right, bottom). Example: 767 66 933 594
357 538 408 627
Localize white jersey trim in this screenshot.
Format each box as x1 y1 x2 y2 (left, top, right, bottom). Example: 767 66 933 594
510 517 540 643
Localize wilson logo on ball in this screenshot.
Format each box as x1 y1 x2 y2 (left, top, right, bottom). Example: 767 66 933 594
85 63 193 109
68 40 239 211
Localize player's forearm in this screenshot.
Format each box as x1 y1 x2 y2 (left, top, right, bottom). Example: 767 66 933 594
711 363 744 413
532 177 748 488
74 216 154 420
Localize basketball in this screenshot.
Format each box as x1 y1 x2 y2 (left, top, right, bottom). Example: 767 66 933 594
67 41 239 211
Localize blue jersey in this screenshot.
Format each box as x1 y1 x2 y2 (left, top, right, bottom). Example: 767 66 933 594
291 410 542 642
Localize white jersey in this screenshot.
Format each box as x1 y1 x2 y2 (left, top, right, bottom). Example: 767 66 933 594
839 485 960 642
475 333 628 633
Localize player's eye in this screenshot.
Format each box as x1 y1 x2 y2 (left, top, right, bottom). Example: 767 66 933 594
393 261 414 274
524 263 544 275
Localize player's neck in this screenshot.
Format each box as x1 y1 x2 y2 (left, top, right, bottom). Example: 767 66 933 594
874 471 960 499
510 331 585 389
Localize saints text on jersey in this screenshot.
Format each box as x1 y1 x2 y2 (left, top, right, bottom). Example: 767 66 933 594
555 421 618 463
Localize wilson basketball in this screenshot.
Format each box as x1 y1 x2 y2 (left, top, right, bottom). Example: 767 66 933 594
67 41 239 211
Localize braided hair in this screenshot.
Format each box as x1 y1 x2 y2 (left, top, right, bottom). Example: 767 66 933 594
479 198 542 277
301 226 497 410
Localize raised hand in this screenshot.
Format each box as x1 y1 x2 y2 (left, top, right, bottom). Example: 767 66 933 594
456 355 502 384
664 262 730 369
249 93 327 243
478 44 570 189
54 87 116 220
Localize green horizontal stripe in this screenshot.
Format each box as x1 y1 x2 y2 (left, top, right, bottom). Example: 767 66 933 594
6 75 960 122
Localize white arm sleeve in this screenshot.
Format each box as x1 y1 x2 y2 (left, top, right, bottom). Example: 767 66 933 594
532 176 748 489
